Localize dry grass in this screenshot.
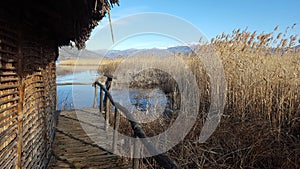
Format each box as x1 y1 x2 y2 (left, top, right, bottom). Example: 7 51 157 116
59 58 103 66
99 26 300 168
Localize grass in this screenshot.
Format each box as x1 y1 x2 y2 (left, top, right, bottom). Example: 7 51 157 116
58 58 102 66
99 25 300 168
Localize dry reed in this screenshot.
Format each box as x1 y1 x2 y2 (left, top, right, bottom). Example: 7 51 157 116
99 25 300 169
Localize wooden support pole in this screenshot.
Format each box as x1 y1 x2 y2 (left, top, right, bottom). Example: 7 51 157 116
115 103 178 169
93 83 98 108
133 136 140 169
105 101 110 130
93 82 178 169
104 76 113 130
17 79 24 169
112 108 120 152
17 29 24 169
100 88 103 112
103 75 113 111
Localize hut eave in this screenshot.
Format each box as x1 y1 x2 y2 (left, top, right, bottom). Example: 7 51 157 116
2 0 119 49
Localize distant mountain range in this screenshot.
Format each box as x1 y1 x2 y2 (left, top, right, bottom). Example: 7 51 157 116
58 44 300 61
58 45 196 61
58 46 101 61
294 45 300 50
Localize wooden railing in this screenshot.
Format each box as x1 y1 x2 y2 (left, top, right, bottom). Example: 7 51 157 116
92 76 178 169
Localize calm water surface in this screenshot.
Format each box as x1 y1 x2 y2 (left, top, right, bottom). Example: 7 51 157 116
56 67 167 111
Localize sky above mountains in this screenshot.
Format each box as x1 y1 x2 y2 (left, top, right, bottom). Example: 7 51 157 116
86 0 300 50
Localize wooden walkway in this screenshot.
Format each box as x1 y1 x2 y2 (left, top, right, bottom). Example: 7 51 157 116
48 109 131 169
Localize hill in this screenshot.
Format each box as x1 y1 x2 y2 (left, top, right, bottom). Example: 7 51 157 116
58 45 195 61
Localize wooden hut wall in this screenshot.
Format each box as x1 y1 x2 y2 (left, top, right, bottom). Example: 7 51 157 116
0 17 19 169
0 12 57 169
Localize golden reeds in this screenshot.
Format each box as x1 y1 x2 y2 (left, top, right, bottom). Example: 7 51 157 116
98 25 300 168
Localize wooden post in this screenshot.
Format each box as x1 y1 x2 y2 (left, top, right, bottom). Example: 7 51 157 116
103 75 113 111
104 75 113 130
115 103 178 169
93 83 98 108
99 88 103 112
112 108 120 152
133 136 140 169
17 79 24 169
105 101 110 130
17 29 24 169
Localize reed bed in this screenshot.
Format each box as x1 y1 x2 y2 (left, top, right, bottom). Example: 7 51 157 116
99 26 300 168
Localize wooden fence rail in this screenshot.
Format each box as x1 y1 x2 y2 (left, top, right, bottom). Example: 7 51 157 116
93 79 178 169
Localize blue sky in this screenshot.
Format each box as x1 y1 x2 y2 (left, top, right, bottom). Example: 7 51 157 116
86 0 300 50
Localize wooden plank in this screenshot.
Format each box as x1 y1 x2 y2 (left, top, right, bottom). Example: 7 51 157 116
49 110 131 169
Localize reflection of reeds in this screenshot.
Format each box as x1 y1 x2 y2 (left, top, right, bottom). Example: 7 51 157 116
97 58 123 77
58 91 72 111
99 26 300 168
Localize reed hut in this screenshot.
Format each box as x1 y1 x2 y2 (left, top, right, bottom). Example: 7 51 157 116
0 0 119 168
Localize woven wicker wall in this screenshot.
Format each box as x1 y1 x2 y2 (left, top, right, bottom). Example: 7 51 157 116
0 17 19 169
0 12 57 169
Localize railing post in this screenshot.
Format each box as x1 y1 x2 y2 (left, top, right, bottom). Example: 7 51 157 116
93 83 98 108
133 135 140 169
105 100 110 130
99 88 103 113
112 108 120 153
104 75 113 130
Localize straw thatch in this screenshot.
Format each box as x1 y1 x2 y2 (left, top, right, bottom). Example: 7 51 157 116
0 1 118 168
2 0 119 49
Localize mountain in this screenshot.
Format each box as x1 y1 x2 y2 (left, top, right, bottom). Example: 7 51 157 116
58 46 103 61
58 45 196 61
93 45 195 58
167 45 195 54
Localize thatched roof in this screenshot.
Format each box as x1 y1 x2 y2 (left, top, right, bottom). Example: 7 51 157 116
2 0 119 49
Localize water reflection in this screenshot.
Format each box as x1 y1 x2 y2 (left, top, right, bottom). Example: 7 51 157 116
56 68 168 113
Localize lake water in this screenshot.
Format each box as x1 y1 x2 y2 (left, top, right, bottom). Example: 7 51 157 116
56 68 168 113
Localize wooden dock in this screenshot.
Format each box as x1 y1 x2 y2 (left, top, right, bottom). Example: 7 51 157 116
48 109 131 169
